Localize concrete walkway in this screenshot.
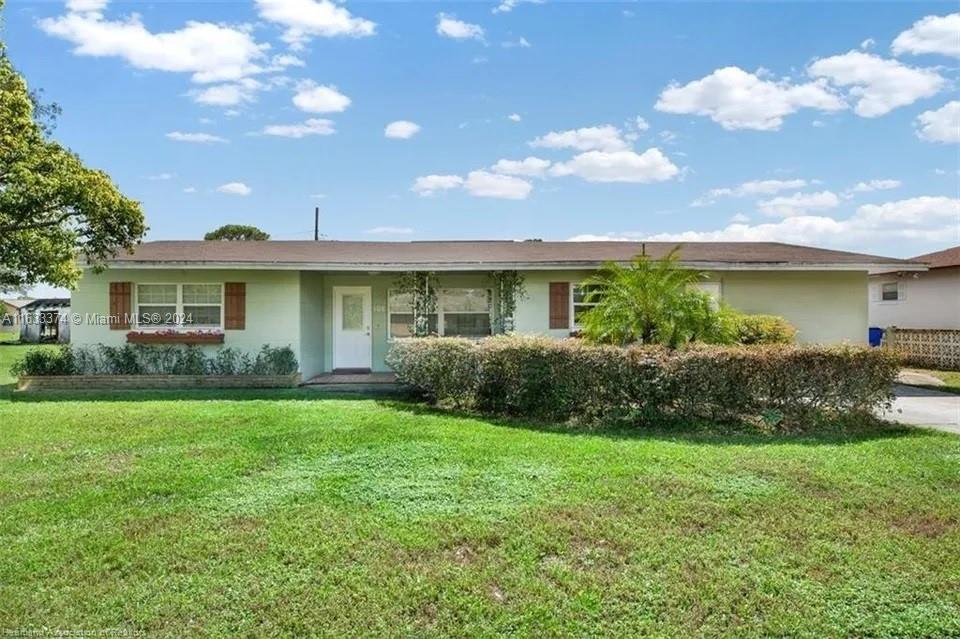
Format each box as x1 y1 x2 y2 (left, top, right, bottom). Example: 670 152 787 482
879 384 960 434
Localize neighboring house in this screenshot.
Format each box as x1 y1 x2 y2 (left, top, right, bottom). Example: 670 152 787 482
869 246 960 330
69 240 924 379
1 298 33 337
18 298 72 343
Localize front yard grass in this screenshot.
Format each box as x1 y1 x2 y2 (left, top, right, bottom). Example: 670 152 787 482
906 368 960 394
1 348 958 637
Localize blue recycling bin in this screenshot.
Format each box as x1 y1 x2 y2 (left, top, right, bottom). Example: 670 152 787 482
868 327 883 347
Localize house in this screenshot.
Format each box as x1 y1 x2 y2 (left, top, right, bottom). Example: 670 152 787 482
1 298 33 338
68 240 924 379
18 298 72 343
869 245 960 330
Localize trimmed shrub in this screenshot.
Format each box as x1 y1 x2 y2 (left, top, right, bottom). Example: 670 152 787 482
12 344 298 377
732 314 797 345
386 336 898 429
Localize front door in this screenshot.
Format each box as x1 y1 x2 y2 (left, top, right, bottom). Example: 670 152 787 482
333 286 372 370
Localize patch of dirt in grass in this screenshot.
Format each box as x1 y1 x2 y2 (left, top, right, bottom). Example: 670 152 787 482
892 513 957 539
122 511 186 540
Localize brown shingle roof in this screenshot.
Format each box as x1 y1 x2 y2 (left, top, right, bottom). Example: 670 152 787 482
103 240 921 270
911 246 960 269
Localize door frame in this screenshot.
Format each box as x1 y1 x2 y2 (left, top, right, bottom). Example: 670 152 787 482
332 286 373 371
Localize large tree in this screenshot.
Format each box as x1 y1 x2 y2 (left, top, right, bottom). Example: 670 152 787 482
204 224 270 241
0 23 145 289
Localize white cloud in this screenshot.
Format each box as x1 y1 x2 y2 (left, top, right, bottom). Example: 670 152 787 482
693 178 809 206
365 226 414 235
66 0 108 12
892 13 960 58
493 0 543 14
147 172 174 181
550 148 680 183
255 0 375 49
270 54 305 68
464 170 532 199
436 14 485 42
529 125 627 152
507 113 522 122
807 51 944 117
39 11 269 84
217 182 252 196
192 79 262 106
848 179 902 193
261 118 336 138
643 197 960 245
411 174 464 196
166 131 227 143
916 101 960 143
655 66 845 131
384 120 421 139
502 36 531 48
758 191 840 217
292 81 351 113
860 38 875 50
633 116 650 131
183 186 197 193
729 213 750 223
490 156 552 178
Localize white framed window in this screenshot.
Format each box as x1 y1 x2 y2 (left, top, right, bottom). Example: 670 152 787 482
135 283 223 329
388 288 492 338
881 281 901 302
571 284 602 329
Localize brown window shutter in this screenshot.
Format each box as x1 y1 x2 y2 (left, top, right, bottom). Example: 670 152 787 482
548 282 570 329
224 282 246 330
109 282 131 330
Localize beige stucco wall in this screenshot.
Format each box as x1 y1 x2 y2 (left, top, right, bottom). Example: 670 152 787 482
70 267 869 377
517 269 868 344
869 267 960 329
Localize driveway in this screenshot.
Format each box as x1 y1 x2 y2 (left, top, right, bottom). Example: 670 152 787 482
879 385 960 434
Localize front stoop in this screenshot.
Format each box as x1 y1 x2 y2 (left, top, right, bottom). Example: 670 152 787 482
301 372 405 394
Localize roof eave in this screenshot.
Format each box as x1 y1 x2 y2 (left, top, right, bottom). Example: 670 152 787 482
88 259 929 272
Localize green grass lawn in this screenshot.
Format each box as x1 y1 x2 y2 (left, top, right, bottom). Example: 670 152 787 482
907 368 960 394
1 344 959 637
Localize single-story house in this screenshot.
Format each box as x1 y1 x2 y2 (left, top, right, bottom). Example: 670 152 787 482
69 240 924 379
18 298 72 343
869 245 960 330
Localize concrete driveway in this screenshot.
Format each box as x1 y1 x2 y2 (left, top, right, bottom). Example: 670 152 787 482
879 385 960 434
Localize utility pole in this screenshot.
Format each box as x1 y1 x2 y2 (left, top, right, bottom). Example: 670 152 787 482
314 206 319 241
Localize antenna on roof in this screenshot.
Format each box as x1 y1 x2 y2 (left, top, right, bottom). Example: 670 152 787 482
314 206 319 241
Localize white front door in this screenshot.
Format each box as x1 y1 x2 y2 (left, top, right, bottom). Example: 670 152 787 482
333 286 372 370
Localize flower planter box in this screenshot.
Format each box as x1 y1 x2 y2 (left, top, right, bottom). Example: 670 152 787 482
126 332 225 345
17 373 301 392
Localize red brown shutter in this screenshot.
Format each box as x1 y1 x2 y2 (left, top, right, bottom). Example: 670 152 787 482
224 282 246 330
109 282 131 330
548 282 570 329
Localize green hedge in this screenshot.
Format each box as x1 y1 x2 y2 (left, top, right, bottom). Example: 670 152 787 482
11 344 298 377
386 336 899 428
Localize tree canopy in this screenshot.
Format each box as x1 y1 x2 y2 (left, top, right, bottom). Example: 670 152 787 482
204 224 271 241
0 31 145 289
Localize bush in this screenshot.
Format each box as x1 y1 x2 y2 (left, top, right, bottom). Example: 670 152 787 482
732 314 797 345
11 346 76 377
386 336 898 429
12 344 298 377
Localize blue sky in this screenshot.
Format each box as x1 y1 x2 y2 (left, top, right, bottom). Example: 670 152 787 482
5 0 959 279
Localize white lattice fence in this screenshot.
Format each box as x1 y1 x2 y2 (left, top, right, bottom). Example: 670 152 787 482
883 328 960 370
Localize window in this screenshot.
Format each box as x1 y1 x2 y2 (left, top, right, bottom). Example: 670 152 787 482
881 282 901 301
136 283 223 328
572 284 602 328
388 288 491 338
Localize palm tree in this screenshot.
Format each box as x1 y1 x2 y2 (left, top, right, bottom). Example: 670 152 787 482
577 247 722 348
